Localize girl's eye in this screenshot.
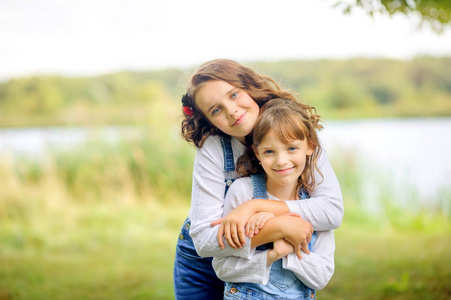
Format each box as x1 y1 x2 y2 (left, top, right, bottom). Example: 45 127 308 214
288 147 297 152
231 91 238 99
264 150 274 155
212 107 221 115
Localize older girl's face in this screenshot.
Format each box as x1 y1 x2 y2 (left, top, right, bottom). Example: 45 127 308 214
195 80 259 144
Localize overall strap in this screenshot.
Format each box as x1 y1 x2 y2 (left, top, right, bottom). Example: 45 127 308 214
219 135 235 197
250 172 267 199
298 188 309 200
219 135 235 172
251 172 270 251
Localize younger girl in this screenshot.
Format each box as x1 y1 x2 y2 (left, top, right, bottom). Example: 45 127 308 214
174 59 342 299
213 98 335 299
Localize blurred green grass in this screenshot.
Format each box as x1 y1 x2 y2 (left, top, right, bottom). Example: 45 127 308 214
0 132 450 299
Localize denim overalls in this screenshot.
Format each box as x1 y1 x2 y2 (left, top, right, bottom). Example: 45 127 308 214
223 172 318 300
173 136 236 299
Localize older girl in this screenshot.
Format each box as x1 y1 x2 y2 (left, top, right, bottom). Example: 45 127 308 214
174 59 342 299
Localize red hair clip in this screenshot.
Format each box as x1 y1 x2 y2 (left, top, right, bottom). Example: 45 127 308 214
182 93 194 116
183 106 193 116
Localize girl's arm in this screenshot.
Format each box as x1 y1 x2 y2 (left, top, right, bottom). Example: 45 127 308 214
282 230 335 290
213 230 335 289
249 215 313 259
189 136 252 258
213 178 313 258
213 250 272 284
215 144 343 248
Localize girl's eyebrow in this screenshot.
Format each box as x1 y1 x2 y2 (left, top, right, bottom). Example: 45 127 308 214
259 146 273 151
206 87 236 114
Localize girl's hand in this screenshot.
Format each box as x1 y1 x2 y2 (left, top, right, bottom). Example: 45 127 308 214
245 212 275 238
273 238 295 258
210 201 256 249
278 215 313 259
267 239 294 265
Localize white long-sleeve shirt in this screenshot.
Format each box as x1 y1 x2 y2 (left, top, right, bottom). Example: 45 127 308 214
212 177 335 290
189 135 343 260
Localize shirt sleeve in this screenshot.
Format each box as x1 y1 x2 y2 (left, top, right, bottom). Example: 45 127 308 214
284 143 344 231
189 137 253 259
212 250 272 284
282 230 335 290
212 177 272 283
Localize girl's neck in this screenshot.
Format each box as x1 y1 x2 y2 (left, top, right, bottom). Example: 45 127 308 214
266 179 299 201
235 136 246 145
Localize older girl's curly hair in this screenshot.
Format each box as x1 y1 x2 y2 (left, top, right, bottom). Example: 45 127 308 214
180 59 318 148
236 98 324 194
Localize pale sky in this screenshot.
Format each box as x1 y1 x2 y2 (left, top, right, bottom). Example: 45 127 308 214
1 0 450 81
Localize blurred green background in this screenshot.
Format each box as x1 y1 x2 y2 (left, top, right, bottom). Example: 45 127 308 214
0 57 450 299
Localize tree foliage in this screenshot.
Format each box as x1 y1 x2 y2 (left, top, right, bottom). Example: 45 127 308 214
334 0 451 32
0 57 450 127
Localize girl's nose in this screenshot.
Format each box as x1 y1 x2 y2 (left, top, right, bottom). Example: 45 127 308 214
276 153 288 166
225 103 238 118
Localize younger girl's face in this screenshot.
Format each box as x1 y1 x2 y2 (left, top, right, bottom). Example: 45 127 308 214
254 130 313 191
195 80 259 143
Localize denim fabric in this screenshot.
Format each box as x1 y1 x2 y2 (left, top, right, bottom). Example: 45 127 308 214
173 218 224 300
224 282 317 300
250 173 268 199
219 135 235 172
174 135 236 299
220 135 236 196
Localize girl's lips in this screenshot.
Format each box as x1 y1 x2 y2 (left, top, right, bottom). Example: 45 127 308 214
232 112 246 126
274 166 295 174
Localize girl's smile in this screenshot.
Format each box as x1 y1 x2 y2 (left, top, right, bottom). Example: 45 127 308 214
273 166 296 175
232 111 247 126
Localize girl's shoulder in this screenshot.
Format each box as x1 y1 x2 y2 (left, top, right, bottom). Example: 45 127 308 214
224 177 253 208
197 135 223 157
197 135 246 160
231 176 252 188
201 134 223 148
226 177 253 198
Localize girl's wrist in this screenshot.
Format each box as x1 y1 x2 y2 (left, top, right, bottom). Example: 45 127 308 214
266 249 279 266
251 199 267 214
246 199 260 214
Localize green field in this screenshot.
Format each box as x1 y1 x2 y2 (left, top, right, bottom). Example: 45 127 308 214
0 132 450 300
1 201 450 300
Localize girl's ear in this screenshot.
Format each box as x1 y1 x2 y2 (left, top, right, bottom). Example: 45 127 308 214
252 145 260 161
307 143 314 156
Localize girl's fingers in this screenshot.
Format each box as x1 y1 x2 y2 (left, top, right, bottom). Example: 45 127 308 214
259 214 271 228
283 212 300 218
246 216 257 237
211 218 223 227
231 226 242 248
301 240 310 255
238 226 246 246
217 224 225 249
294 244 302 260
226 225 238 249
225 224 238 249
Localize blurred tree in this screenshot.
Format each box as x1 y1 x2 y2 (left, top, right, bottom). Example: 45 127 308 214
334 0 451 32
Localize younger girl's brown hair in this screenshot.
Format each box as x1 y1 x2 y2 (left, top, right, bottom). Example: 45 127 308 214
237 98 323 193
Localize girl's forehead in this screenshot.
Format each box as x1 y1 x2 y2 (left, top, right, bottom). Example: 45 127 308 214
260 130 305 145
195 80 233 98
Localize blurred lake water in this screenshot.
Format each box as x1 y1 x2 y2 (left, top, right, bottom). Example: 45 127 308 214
0 118 450 212
319 118 451 213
